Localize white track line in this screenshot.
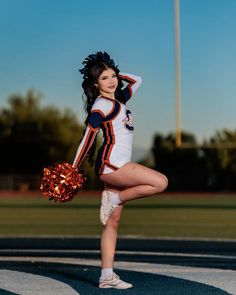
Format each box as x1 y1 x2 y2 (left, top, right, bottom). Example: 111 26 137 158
116 261 236 295
1 249 236 260
1 256 236 294
0 269 79 295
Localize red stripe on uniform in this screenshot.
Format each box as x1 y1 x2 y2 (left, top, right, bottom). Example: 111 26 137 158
74 128 97 168
99 123 110 174
106 162 119 171
106 122 115 162
99 122 116 174
119 74 136 97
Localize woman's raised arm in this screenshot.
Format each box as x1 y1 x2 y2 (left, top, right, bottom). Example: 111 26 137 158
119 72 142 103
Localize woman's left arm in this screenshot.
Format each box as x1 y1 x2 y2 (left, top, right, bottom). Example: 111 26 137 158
119 72 142 103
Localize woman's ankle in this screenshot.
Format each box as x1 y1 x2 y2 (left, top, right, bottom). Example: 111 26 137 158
100 268 113 279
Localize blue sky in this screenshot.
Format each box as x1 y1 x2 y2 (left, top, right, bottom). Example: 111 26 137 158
0 0 236 151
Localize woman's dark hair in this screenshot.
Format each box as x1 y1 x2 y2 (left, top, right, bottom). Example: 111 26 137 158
79 51 125 166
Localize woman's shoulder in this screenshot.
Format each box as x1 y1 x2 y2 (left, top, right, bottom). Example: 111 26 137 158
91 96 115 116
93 96 115 106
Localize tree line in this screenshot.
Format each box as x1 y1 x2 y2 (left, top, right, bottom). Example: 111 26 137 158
1 91 236 191
149 131 236 191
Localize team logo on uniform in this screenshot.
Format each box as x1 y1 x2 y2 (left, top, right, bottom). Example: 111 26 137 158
123 109 134 131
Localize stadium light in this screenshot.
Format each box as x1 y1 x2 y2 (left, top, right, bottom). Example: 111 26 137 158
174 0 182 147
174 0 236 149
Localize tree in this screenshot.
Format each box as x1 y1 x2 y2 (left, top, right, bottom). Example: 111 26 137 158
0 90 101 189
203 129 236 190
151 131 209 191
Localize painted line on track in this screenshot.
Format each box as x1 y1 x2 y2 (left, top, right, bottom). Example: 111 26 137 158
0 269 79 295
1 256 235 294
1 249 236 261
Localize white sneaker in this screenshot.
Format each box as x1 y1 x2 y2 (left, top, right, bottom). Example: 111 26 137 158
100 190 118 225
99 272 133 289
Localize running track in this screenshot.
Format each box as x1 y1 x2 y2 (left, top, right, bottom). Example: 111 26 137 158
0 237 236 295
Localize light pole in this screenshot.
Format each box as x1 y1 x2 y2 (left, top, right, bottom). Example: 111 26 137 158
174 0 182 147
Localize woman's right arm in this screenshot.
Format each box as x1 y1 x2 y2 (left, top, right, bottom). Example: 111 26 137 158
72 110 104 168
72 98 113 169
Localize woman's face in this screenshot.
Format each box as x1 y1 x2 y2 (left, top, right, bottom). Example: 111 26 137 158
96 68 118 96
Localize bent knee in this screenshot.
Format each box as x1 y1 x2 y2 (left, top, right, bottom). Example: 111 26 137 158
106 215 120 229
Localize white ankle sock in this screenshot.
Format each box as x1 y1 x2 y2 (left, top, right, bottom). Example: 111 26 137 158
107 191 122 205
101 268 113 279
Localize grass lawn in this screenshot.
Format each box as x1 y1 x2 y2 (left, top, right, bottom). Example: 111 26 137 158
1 192 236 238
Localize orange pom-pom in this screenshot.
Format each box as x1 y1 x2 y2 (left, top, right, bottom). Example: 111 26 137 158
40 162 87 203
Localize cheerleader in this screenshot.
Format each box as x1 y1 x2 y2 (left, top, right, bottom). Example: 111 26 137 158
73 51 168 289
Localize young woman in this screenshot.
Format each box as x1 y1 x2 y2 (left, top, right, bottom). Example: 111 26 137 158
73 51 168 289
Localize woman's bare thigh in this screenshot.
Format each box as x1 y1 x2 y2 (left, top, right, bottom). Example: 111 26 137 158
99 162 168 188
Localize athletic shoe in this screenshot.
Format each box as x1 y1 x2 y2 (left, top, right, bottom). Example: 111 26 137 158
100 190 118 225
99 272 133 289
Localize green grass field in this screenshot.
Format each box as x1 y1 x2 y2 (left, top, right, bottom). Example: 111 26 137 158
1 192 236 238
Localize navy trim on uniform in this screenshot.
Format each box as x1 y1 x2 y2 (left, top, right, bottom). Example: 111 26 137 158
106 162 119 171
104 100 120 121
100 122 111 174
95 125 106 176
123 87 132 102
88 112 104 129
104 122 114 160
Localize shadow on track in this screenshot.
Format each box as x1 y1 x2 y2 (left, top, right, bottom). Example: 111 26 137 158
0 289 19 295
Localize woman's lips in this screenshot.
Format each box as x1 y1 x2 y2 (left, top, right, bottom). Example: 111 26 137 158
108 85 116 89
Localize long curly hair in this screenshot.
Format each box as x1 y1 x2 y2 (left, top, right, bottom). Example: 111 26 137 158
79 51 125 166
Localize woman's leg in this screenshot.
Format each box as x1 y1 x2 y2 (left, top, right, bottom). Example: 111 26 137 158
99 195 132 288
100 184 124 269
99 163 168 268
100 162 168 202
99 163 167 288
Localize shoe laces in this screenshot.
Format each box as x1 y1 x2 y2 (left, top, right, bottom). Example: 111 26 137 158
107 204 118 216
113 273 120 280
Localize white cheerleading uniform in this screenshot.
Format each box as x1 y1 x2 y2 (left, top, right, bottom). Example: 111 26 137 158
73 72 142 176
